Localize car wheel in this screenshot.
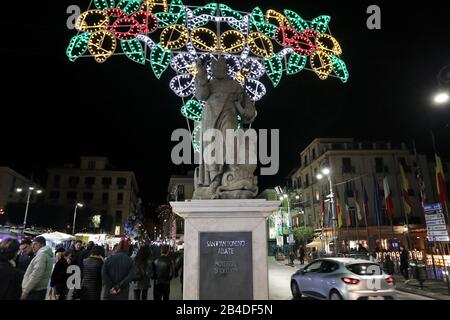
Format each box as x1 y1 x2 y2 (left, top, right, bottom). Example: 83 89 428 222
291 281 302 299
330 290 343 300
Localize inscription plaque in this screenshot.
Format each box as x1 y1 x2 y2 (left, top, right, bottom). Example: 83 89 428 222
199 232 253 300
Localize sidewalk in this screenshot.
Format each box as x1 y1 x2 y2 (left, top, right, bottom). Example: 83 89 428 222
393 275 450 300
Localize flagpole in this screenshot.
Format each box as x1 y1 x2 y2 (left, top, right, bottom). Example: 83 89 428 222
353 181 360 247
393 154 412 250
373 168 383 250
359 174 371 252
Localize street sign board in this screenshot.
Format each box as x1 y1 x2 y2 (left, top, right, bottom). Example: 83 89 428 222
424 203 449 242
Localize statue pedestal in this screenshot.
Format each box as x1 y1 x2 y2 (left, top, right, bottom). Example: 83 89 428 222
170 199 280 300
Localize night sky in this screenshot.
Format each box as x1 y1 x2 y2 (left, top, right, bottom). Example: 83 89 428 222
1 0 449 204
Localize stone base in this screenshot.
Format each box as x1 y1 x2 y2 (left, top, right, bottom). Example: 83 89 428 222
170 199 280 300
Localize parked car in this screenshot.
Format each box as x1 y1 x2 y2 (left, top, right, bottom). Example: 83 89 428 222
291 258 396 300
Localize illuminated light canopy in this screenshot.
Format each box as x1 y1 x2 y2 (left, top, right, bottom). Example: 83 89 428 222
283 9 309 33
140 0 168 12
192 123 202 152
219 4 244 30
108 18 141 40
170 74 196 97
220 30 246 54
137 34 156 49
106 8 125 18
155 0 186 27
88 30 117 63
311 15 331 34
191 28 218 52
131 10 158 33
160 24 189 50
192 3 217 16
287 52 307 75
181 99 204 121
116 0 143 15
76 10 110 32
67 32 92 61
94 0 116 11
121 38 146 64
266 9 290 27
264 54 283 87
250 7 278 38
330 55 349 83
246 78 266 101
275 26 299 47
310 50 333 80
150 43 172 78
247 32 273 58
316 34 342 55
171 53 196 73
291 30 317 56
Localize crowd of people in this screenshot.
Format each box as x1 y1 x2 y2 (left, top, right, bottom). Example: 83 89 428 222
0 236 183 300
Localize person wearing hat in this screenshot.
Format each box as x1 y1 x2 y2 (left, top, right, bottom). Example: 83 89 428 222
16 239 35 272
21 236 53 300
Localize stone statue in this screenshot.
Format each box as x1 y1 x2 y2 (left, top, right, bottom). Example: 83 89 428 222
193 56 259 200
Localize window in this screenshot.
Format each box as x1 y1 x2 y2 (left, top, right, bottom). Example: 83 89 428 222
85 177 95 186
88 161 96 170
53 175 60 187
312 148 316 160
177 185 185 201
117 177 127 189
49 191 60 200
320 261 339 273
304 156 308 166
117 193 124 205
304 261 323 273
83 192 94 201
375 158 384 173
69 176 79 187
305 174 310 187
102 177 112 188
346 182 354 197
102 193 109 203
115 210 123 222
342 158 354 173
67 192 77 201
346 263 382 276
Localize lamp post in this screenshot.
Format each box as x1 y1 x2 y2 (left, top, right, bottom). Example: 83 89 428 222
72 203 83 235
275 187 299 263
16 187 43 231
317 166 338 255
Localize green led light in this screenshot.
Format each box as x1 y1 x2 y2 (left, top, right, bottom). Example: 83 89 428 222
150 43 172 79
330 55 349 83
192 123 201 153
181 99 204 121
264 54 283 87
237 114 241 129
311 15 331 34
94 0 115 11
251 7 277 38
155 0 186 27
219 4 243 30
283 9 309 33
116 0 142 15
121 39 146 64
66 32 91 62
193 3 217 16
287 52 307 75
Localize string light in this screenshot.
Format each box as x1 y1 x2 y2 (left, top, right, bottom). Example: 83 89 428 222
186 41 196 55
247 32 273 58
277 47 294 60
330 55 349 83
219 4 243 31
240 46 250 60
266 9 290 27
245 78 266 101
94 0 116 11
88 30 117 63
192 3 217 16
316 34 342 55
150 43 172 78
160 24 189 50
291 30 317 56
275 26 298 47
220 30 246 54
170 74 196 97
264 54 283 87
286 52 307 75
66 32 92 61
136 34 156 49
283 9 309 33
191 28 218 52
310 50 333 80
250 7 278 38
155 0 186 27
116 0 143 15
108 18 141 40
106 8 125 18
181 99 204 121
76 10 110 32
170 52 195 73
192 123 202 153
242 58 265 79
121 38 146 64
131 10 158 33
311 15 331 34
140 0 168 12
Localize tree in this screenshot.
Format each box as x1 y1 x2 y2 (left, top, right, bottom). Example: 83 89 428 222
293 226 315 246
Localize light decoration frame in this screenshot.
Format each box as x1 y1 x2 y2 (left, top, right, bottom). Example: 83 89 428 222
67 0 349 151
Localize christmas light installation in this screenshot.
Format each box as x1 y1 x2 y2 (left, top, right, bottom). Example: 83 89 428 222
67 0 349 150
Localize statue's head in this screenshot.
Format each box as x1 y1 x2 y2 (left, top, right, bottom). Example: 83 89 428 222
211 56 229 79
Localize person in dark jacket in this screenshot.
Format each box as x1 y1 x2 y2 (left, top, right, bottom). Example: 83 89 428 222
80 241 95 267
151 245 174 300
0 238 23 300
132 246 152 300
298 246 305 265
400 247 410 282
102 239 135 300
50 251 72 300
81 245 105 300
383 255 395 275
174 252 183 294
16 239 34 272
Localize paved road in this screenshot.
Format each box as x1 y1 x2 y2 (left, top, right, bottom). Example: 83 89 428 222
268 257 434 300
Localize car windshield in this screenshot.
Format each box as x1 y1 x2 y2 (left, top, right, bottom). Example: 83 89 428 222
346 263 382 275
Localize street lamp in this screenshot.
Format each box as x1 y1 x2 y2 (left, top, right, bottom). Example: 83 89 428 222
72 203 83 235
16 186 43 231
316 166 338 255
434 92 449 105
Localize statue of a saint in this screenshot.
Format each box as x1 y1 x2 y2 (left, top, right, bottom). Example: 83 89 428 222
193 56 258 199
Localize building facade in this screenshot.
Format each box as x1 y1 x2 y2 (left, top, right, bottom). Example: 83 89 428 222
289 138 448 252
0 167 39 214
45 157 139 234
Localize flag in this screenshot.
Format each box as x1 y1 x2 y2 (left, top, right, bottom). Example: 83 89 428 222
327 201 333 227
344 185 351 226
435 154 449 205
399 163 413 215
373 174 382 226
336 190 343 229
383 176 394 221
363 183 369 221
354 187 363 222
415 163 427 207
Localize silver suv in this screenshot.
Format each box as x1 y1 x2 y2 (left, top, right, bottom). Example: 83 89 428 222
291 258 396 300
